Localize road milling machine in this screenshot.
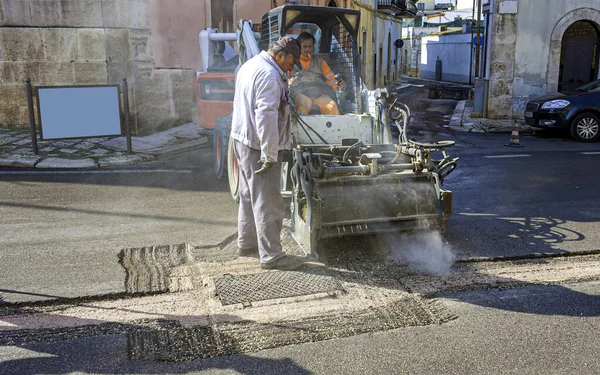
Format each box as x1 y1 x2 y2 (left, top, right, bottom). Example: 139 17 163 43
195 4 458 259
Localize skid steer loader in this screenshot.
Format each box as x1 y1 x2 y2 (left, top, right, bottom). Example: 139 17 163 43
196 4 458 259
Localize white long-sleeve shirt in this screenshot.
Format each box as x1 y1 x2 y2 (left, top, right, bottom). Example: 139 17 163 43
230 51 293 163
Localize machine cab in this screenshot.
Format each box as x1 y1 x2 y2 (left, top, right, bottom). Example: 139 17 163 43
260 5 364 115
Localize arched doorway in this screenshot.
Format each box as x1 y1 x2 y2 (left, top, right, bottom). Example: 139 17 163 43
328 0 337 6
548 9 600 92
559 21 600 91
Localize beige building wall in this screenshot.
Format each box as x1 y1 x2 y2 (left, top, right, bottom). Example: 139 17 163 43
0 0 362 134
0 0 198 135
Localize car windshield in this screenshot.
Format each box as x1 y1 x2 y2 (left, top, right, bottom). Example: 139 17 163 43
576 79 600 92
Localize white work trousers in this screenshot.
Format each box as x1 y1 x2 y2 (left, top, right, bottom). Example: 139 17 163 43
233 140 285 263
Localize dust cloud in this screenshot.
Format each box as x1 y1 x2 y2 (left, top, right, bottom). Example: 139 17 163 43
388 231 456 275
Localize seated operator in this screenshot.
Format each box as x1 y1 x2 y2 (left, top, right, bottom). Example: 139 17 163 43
288 32 346 115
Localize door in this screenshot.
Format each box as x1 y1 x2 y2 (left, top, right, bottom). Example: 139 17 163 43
559 21 600 92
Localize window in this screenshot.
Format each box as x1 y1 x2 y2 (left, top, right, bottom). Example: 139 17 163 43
417 2 425 10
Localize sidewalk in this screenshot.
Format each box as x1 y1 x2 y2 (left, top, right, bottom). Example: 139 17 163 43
447 99 535 134
0 122 210 169
0 96 532 169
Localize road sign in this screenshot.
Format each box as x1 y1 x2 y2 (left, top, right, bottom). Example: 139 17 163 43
482 2 491 13
472 36 484 46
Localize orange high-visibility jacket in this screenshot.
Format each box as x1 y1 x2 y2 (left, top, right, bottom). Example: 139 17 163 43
294 54 339 90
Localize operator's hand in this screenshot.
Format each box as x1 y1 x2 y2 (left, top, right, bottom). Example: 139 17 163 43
254 161 273 175
335 79 346 90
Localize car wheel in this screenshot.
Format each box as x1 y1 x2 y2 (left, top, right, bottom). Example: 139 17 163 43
570 112 600 142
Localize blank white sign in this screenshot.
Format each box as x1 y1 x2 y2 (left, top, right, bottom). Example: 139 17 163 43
38 86 122 140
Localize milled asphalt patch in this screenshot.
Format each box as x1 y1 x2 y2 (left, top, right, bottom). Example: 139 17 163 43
0 295 454 356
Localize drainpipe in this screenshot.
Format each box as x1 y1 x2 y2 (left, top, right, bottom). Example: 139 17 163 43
475 0 482 77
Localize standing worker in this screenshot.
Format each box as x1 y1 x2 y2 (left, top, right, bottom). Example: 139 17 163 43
230 36 305 271
289 32 346 115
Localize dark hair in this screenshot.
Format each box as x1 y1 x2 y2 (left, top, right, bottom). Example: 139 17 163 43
268 37 300 62
297 32 316 44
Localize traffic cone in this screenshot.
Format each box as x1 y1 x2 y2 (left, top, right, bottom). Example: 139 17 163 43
505 119 524 147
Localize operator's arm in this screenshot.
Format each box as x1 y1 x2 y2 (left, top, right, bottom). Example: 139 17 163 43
254 76 282 163
320 59 337 89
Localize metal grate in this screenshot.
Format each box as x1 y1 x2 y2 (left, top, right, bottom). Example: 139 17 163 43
214 266 344 306
260 15 280 51
327 24 358 113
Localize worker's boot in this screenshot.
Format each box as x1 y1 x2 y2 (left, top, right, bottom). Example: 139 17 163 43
260 255 305 271
237 246 258 257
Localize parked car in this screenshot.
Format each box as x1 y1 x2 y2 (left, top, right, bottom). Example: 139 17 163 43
524 79 600 142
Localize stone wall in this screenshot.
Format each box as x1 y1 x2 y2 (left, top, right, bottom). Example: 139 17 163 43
488 0 600 119
486 0 517 119
0 0 196 135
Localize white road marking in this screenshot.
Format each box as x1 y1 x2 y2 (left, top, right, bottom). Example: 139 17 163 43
0 169 193 175
581 152 600 155
484 154 531 159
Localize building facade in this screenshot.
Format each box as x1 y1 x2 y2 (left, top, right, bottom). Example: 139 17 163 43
0 0 412 133
0 0 276 134
485 0 600 118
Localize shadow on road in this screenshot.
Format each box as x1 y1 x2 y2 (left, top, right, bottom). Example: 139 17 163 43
0 313 312 375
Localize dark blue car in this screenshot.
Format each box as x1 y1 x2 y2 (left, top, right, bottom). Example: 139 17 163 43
524 79 600 142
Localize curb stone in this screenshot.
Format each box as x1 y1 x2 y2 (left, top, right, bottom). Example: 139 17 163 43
35 158 98 169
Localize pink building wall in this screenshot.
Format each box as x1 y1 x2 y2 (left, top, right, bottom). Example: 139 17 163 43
149 0 207 70
148 0 350 70
237 0 272 26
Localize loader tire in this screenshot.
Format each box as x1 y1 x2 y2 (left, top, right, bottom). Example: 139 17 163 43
212 116 231 180
227 134 240 203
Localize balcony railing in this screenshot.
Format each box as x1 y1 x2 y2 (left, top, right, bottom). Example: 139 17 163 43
377 0 418 17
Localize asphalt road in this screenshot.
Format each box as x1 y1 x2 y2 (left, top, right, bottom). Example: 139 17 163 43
1 280 598 374
0 131 598 304
1 85 599 373
1 81 599 304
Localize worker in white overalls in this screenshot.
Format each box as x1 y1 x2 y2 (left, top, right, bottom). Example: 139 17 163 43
230 36 305 271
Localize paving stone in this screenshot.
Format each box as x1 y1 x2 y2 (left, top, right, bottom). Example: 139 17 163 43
74 142 96 150
0 137 20 146
12 138 33 146
89 148 110 156
11 148 36 155
45 141 77 148
86 137 111 143
58 148 80 154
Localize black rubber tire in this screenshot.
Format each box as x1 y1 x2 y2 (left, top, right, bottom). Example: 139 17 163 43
212 116 231 180
569 112 600 142
227 134 240 203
